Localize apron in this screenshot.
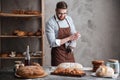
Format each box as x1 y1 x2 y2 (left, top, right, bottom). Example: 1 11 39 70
51 16 75 66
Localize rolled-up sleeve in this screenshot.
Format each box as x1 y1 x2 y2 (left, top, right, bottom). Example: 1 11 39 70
46 21 61 47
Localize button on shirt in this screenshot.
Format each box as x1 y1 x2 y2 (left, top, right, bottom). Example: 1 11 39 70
46 15 77 48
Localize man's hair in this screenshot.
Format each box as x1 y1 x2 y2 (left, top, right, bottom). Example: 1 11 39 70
56 1 68 9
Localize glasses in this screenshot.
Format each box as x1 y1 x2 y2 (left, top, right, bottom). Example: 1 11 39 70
57 12 67 15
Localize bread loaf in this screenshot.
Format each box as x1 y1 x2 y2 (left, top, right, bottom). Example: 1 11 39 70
58 62 83 69
51 62 85 77
16 63 46 78
92 60 104 72
96 65 114 77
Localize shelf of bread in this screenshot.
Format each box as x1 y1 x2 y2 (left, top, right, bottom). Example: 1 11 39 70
0 35 42 38
0 56 43 59
0 51 43 59
0 29 42 37
0 12 42 17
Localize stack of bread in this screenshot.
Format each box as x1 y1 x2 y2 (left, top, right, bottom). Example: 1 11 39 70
92 60 104 72
16 63 47 78
51 62 85 77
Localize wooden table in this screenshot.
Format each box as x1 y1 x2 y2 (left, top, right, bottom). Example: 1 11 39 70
0 66 119 80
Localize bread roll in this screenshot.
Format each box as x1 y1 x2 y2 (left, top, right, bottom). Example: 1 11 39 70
96 65 114 77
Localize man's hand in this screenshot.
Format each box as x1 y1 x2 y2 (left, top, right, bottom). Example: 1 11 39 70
60 32 81 45
69 32 81 41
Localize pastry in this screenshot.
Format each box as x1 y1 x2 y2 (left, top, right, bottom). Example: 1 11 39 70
27 32 34 36
92 60 104 72
12 10 25 14
16 63 46 78
35 32 41 36
12 10 19 14
0 53 9 57
17 31 26 36
35 29 42 36
96 65 114 77
51 62 85 77
25 10 40 15
92 60 104 65
13 30 26 36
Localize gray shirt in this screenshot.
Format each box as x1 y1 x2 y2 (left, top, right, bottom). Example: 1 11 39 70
46 15 77 48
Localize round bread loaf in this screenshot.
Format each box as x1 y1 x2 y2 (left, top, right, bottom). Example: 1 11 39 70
96 65 114 77
16 63 45 78
57 62 83 69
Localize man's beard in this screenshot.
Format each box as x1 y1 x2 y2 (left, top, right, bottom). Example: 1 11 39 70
58 16 65 20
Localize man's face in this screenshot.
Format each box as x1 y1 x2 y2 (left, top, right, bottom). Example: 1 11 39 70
56 9 67 20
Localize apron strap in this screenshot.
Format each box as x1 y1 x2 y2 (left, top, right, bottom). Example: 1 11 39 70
54 15 60 28
65 18 70 28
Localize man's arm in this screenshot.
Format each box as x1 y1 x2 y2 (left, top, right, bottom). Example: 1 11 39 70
60 33 80 45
